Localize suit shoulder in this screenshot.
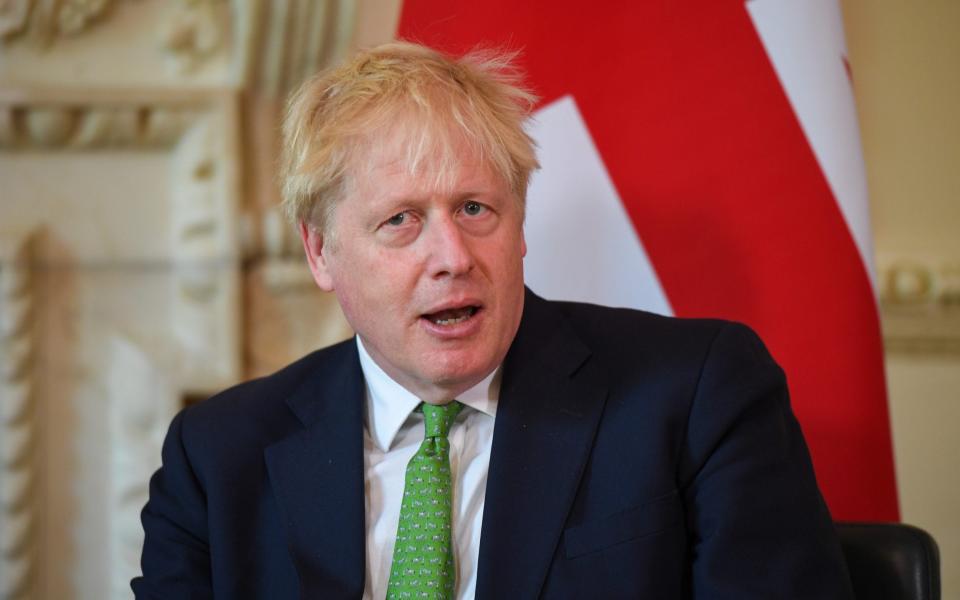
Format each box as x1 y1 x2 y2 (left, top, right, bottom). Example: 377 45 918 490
179 337 357 439
550 299 723 344
548 299 775 370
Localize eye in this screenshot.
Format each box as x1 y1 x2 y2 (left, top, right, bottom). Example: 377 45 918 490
462 201 485 216
375 209 420 246
384 212 407 227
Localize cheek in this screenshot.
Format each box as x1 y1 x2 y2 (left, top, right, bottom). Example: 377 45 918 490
499 241 526 281
326 260 376 323
329 285 362 328
334 259 410 322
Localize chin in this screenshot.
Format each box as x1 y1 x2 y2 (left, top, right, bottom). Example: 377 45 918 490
427 357 494 389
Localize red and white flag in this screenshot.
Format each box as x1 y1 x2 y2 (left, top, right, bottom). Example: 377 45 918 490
399 0 898 520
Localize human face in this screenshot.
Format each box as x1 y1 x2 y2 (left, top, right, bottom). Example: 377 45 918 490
299 137 527 404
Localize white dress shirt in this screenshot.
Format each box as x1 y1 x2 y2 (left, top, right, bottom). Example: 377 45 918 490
357 336 499 600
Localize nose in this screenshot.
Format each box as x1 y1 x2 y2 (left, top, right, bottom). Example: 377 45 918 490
424 215 475 279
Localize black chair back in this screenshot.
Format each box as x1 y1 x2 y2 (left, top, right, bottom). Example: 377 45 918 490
836 522 940 600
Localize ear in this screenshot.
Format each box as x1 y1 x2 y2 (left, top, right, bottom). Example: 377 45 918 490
520 229 527 258
298 221 335 291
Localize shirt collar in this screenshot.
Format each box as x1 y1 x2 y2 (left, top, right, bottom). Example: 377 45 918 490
356 336 500 452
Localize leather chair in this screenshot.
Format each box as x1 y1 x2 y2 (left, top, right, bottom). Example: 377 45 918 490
835 522 940 600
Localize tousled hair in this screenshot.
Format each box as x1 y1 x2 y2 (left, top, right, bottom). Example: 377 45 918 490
280 41 540 232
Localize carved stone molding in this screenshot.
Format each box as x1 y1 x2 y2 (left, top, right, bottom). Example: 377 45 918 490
0 93 243 384
0 101 198 149
160 0 227 74
0 0 227 66
0 0 132 44
169 101 242 389
0 87 242 596
2 0 356 90
0 2 361 594
878 258 960 354
0 230 40 600
105 336 178 600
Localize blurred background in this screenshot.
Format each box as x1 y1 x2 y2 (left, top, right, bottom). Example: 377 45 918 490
0 0 957 598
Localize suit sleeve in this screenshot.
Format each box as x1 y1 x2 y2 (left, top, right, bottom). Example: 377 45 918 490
680 322 854 599
131 409 214 599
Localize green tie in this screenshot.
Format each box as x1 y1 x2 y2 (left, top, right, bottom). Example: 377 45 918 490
387 401 464 599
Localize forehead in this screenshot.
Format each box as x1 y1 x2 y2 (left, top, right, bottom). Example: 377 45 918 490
346 124 507 202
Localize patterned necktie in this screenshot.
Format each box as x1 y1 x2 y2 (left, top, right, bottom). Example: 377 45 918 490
387 401 464 599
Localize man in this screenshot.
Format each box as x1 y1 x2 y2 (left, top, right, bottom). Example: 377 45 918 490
133 42 853 598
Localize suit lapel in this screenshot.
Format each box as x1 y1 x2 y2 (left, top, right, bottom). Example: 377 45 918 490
265 342 367 599
476 291 608 599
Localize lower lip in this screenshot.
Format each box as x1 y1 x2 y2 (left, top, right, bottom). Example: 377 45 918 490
420 308 484 339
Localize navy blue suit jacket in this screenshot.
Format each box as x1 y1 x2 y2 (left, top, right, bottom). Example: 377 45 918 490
133 290 853 598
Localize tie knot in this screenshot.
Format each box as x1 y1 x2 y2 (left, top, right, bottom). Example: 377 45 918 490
420 401 463 438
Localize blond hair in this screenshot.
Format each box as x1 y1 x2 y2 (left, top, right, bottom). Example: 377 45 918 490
280 41 540 231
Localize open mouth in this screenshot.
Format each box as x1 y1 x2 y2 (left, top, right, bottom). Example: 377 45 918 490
423 305 480 326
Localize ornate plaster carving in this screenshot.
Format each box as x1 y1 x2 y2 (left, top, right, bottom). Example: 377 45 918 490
0 89 242 594
0 0 358 590
0 101 196 149
1 0 356 89
160 0 227 74
58 0 116 36
169 100 242 390
880 260 960 308
0 0 32 40
0 231 40 600
879 258 960 354
0 0 130 44
106 336 178 600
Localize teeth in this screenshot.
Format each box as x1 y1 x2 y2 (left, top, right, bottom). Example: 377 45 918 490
429 306 476 326
433 314 471 326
